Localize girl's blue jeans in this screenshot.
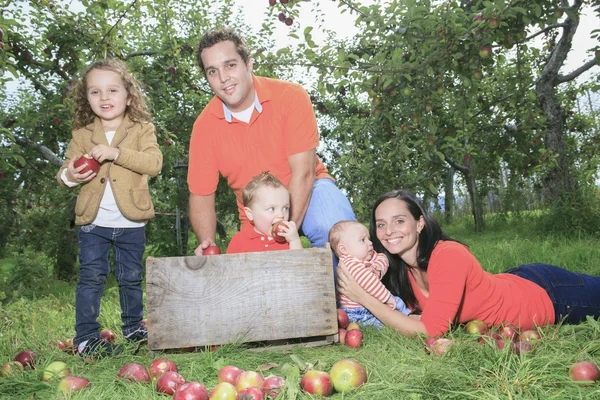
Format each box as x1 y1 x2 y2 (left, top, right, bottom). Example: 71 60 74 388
504 263 600 324
74 225 146 344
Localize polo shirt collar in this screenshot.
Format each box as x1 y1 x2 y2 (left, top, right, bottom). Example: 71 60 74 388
222 91 262 123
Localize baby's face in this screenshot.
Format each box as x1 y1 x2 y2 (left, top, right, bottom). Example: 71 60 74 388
339 223 373 261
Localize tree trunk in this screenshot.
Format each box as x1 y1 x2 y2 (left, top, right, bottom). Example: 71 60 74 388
54 196 78 281
444 167 455 224
464 170 485 231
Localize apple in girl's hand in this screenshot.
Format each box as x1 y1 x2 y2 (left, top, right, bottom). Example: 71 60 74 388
270 221 288 244
57 376 90 393
174 382 209 400
346 322 360 331
157 371 186 395
204 245 221 255
73 154 100 174
345 330 363 348
14 350 38 369
42 361 70 382
300 370 333 397
338 328 347 345
262 375 285 398
236 387 264 400
210 382 237 399
1 361 24 377
569 361 600 382
234 371 264 392
519 330 541 344
117 363 149 382
100 328 116 343
329 359 367 392
149 359 178 382
218 365 243 385
337 308 349 329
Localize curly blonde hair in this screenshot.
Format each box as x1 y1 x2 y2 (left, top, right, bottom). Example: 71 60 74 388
242 171 287 207
70 59 151 129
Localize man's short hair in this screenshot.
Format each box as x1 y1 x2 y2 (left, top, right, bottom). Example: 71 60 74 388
242 171 287 207
196 28 251 74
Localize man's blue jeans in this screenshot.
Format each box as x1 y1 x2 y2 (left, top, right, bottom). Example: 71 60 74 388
74 225 146 344
504 263 600 324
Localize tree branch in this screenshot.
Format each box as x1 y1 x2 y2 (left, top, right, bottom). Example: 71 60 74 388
522 23 568 42
125 49 159 59
556 59 598 83
14 137 63 167
100 0 138 45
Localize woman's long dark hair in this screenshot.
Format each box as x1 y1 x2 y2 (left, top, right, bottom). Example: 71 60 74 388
370 189 457 313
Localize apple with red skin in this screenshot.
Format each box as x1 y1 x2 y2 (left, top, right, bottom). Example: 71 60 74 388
345 329 363 348
329 359 367 393
74 154 100 174
14 350 38 370
401 123 409 131
300 370 333 397
569 361 600 382
100 328 116 343
478 332 505 349
210 382 237 399
277 13 285 22
118 363 150 382
42 361 70 382
270 221 287 244
512 341 533 355
269 0 276 6
1 361 24 377
236 387 264 400
174 382 210 400
164 139 173 147
472 13 483 22
464 154 473 163
284 17 293 26
479 45 493 58
472 70 483 79
235 371 264 392
487 17 499 28
157 371 186 395
554 9 564 18
262 375 285 398
57 376 90 393
338 328 347 345
204 245 221 255
218 365 243 385
149 359 178 382
519 329 541 344
425 338 453 355
498 323 519 341
465 320 488 335
337 308 349 329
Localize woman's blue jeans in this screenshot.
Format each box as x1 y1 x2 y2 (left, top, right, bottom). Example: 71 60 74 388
74 225 146 344
504 263 600 324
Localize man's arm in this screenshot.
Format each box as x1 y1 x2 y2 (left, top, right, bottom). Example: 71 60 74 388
189 192 217 256
288 149 316 228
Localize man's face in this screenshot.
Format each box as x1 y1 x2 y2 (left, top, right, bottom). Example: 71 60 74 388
201 40 255 113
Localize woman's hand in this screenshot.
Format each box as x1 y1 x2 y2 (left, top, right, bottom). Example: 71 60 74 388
336 260 370 303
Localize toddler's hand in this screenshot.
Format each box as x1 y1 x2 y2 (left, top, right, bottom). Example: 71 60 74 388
89 144 120 163
277 221 300 243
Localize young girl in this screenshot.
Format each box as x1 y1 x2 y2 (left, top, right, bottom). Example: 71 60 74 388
56 59 162 358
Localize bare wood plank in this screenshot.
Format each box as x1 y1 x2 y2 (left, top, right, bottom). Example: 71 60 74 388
146 248 337 350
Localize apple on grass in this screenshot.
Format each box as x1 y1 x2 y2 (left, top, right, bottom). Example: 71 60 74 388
117 363 149 382
100 328 116 343
329 359 367 393
512 341 533 355
337 308 349 329
465 320 488 335
478 332 505 349
345 329 363 348
498 323 519 341
174 382 209 400
519 329 541 344
149 359 178 382
1 361 24 377
234 370 264 392
300 370 333 397
57 376 90 393
346 322 360 331
262 375 285 398
210 382 237 399
236 387 264 400
569 361 600 382
157 371 186 395
42 361 70 382
338 328 347 345
218 365 243 385
424 338 453 355
73 154 100 175
270 221 287 244
14 350 39 370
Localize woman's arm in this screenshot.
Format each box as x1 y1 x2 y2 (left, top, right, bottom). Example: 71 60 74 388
337 261 429 337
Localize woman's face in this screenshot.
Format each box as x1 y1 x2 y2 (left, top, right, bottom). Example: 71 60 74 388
374 198 424 262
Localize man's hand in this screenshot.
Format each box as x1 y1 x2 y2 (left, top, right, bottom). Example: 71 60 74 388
194 240 217 256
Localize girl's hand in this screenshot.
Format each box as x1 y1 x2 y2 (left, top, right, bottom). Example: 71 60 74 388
89 144 120 163
65 157 96 183
336 260 370 303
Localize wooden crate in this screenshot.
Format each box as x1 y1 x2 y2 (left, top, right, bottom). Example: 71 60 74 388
146 247 338 351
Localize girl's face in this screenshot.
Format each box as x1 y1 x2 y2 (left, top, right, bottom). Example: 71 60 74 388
86 68 130 130
244 186 291 237
374 198 424 263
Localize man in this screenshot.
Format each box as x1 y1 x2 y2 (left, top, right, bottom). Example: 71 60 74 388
188 28 355 256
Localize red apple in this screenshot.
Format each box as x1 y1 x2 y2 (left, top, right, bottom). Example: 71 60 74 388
73 154 100 174
337 308 349 329
57 376 90 393
61 337 75 354
338 328 347 345
472 13 483 22
204 245 221 255
149 359 178 382
236 387 264 400
157 371 186 395
1 361 24 377
42 361 70 382
174 381 210 400
270 221 287 244
345 329 363 348
487 17 499 28
117 363 150 382
472 70 483 79
329 359 367 393
465 320 488 335
262 375 285 398
300 370 333 397
519 330 541 344
218 365 243 385
478 332 505 349
210 382 237 399
479 45 493 58
512 341 533 355
14 350 38 370
269 0 276 6
346 322 360 331
234 371 264 392
569 361 600 382
426 338 453 355
100 328 116 343
498 323 519 341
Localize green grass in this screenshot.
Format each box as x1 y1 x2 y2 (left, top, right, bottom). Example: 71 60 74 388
1 221 600 399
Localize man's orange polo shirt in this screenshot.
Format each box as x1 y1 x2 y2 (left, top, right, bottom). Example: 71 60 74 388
188 75 332 229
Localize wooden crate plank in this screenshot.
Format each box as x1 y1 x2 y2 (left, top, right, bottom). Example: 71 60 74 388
146 248 337 350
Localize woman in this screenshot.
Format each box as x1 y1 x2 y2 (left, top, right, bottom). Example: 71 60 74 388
336 189 600 337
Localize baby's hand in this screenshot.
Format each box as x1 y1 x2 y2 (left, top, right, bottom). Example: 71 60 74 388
386 296 397 309
89 144 120 163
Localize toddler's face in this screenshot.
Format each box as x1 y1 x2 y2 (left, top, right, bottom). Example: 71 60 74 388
245 186 290 237
339 223 373 261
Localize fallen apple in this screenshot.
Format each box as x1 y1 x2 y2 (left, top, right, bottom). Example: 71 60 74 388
338 328 347 345
1 361 24 377
270 221 287 244
149 359 178 382
174 381 210 400
478 332 505 349
42 361 70 382
345 329 363 348
346 322 360 331
157 370 186 395
236 386 264 400
14 350 39 369
262 375 285 398
465 320 488 335
218 365 243 385
425 338 453 355
57 376 90 394
512 341 533 355
498 323 519 341
117 363 150 382
234 370 264 392
210 382 237 400
337 308 349 329
519 330 541 344
204 245 221 255
100 328 116 343
300 370 333 397
61 337 75 354
329 359 367 393
73 154 100 175
569 361 600 382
